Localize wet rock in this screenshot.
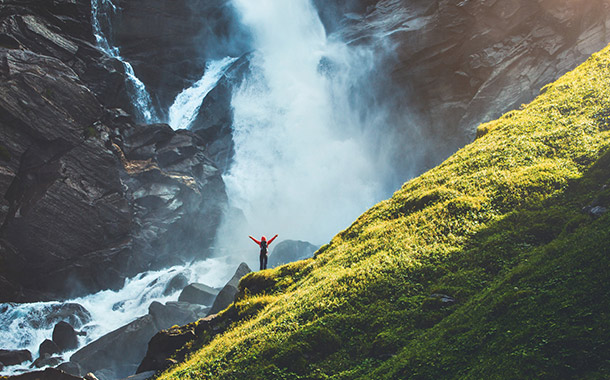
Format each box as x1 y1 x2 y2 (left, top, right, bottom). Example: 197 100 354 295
268 240 318 268
39 339 61 357
112 0 250 112
0 349 32 366
43 304 92 329
208 263 251 315
148 301 209 331
162 273 189 296
56 361 83 377
178 283 219 305
31 353 63 368
70 315 158 380
52 322 78 352
6 368 84 380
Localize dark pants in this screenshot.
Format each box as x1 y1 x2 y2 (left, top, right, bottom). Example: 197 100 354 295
260 254 268 270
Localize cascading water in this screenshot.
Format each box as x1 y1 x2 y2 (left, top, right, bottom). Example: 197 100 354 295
91 0 158 123
168 57 238 130
222 0 391 247
0 258 235 376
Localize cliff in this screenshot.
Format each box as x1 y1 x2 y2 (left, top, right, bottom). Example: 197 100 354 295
0 0 227 301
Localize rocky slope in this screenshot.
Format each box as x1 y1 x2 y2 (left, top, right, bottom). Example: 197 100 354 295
0 0 227 301
155 42 610 380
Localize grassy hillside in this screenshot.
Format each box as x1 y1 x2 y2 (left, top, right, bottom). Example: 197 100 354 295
158 45 610 379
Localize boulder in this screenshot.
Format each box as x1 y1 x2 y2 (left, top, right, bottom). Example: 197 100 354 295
52 322 79 352
268 240 318 268
70 315 158 380
39 339 61 357
148 301 209 331
162 273 189 296
178 283 219 305
0 349 32 366
136 325 196 374
31 353 63 368
55 361 83 377
208 263 251 315
6 368 84 380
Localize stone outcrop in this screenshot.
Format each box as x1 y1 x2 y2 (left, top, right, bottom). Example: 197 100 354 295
208 262 251 315
177 283 219 305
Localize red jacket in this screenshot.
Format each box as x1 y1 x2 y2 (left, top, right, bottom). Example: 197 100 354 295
249 234 278 252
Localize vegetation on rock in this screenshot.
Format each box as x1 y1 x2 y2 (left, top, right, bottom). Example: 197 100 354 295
156 44 610 379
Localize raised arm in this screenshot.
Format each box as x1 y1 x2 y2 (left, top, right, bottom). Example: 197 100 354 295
249 235 261 245
267 234 279 245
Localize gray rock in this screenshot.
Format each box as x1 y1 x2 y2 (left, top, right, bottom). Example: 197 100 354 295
148 301 209 331
31 354 63 368
0 349 32 366
6 368 84 380
70 315 158 380
268 240 317 268
55 361 83 377
208 263 251 315
162 273 189 296
39 339 61 357
52 322 78 352
178 283 219 305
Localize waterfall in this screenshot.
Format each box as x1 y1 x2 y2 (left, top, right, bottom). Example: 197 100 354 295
222 0 387 246
168 57 239 130
91 0 159 123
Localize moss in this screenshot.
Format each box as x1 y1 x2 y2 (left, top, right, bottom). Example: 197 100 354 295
157 44 610 380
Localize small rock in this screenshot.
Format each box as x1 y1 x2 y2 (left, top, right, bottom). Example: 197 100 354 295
31 353 62 368
0 349 32 366
163 273 189 296
178 283 219 305
39 339 61 357
52 321 78 351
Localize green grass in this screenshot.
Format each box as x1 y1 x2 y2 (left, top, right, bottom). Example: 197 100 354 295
157 45 610 379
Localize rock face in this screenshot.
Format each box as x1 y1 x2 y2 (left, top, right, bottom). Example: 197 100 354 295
268 240 318 268
336 0 610 166
0 1 229 301
208 262 251 315
111 0 251 115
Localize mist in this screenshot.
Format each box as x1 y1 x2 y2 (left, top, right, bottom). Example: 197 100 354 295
218 0 405 253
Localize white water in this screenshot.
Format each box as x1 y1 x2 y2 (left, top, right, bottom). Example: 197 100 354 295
0 258 236 376
168 57 239 130
222 0 389 246
91 0 159 123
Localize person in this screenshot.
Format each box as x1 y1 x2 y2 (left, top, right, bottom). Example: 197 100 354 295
249 234 278 270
